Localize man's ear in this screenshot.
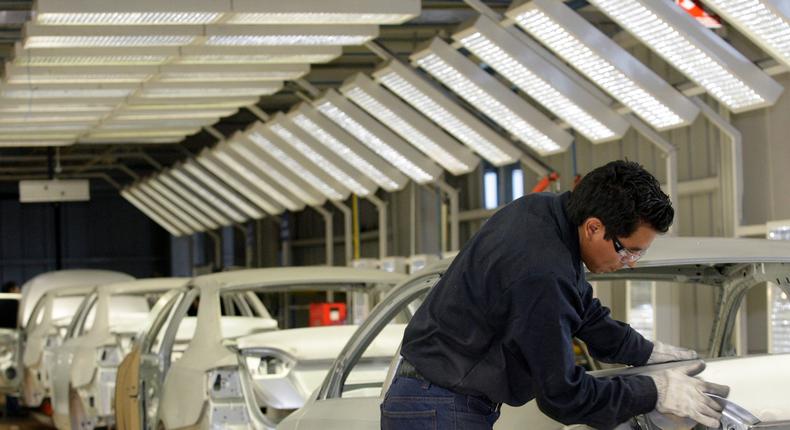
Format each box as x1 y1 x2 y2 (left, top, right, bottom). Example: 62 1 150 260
583 217 604 240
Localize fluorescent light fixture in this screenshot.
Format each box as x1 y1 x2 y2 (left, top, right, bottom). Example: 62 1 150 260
269 113 377 197
138 81 282 98
0 132 79 140
205 25 378 46
146 176 219 230
0 82 137 99
13 45 178 66
453 15 628 143
136 182 205 232
121 188 187 236
238 129 327 205
176 45 341 64
340 73 479 175
223 138 322 211
411 38 573 156
23 23 199 48
289 103 407 191
84 128 200 139
196 148 285 215
506 0 700 130
98 119 214 130
0 102 115 113
314 89 443 184
158 171 232 227
176 162 256 222
111 111 230 121
34 0 227 25
155 63 309 82
4 64 157 84
0 140 73 147
372 60 521 166
0 113 102 123
584 0 783 112
211 142 304 211
698 0 790 69
264 119 353 201
123 97 258 110
77 136 185 144
227 0 419 24
0 124 90 132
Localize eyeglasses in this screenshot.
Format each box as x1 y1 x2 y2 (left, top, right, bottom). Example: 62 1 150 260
612 237 646 263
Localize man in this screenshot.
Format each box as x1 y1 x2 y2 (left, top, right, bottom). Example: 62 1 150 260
382 161 729 429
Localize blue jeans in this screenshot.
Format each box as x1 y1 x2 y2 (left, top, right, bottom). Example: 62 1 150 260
381 376 501 429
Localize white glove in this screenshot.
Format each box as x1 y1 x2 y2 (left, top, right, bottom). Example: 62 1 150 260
649 361 730 429
647 341 698 364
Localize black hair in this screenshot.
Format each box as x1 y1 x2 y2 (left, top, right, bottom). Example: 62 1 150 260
1 281 17 293
567 160 674 240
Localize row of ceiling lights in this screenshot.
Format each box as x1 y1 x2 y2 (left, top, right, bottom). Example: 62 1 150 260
6 0 790 234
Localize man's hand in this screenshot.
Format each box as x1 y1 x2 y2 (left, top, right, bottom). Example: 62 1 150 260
647 341 698 364
648 361 730 428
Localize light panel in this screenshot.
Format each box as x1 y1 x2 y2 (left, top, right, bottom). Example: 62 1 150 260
128 187 194 234
340 73 479 175
137 182 205 232
230 137 322 210
702 0 790 69
23 23 200 48
0 82 137 99
0 102 115 113
35 0 227 25
453 15 628 143
196 149 284 215
372 61 521 166
205 25 378 46
506 0 699 130
0 112 103 123
585 0 783 112
176 45 341 64
4 64 157 84
411 38 572 156
240 129 327 205
266 118 355 200
155 63 309 82
77 136 184 144
13 45 179 66
0 140 73 147
158 171 231 227
269 113 377 197
84 128 200 139
227 0 419 24
176 162 256 222
138 81 282 98
314 89 442 184
146 176 219 230
121 189 186 236
111 110 232 121
123 97 258 110
289 103 407 191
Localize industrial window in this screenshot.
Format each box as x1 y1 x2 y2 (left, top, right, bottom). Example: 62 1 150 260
511 167 524 201
627 281 655 340
483 169 498 209
769 283 790 353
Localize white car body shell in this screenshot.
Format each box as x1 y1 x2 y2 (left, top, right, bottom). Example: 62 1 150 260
49 278 189 430
158 266 404 430
279 237 790 430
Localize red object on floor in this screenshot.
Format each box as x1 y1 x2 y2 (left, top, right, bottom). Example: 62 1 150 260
309 303 347 326
40 398 53 417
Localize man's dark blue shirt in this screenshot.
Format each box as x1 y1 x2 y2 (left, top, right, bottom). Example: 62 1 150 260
401 192 658 429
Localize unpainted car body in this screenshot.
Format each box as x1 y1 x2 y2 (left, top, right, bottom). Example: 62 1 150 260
20 270 134 408
48 278 189 430
0 293 22 394
280 237 790 430
120 266 403 430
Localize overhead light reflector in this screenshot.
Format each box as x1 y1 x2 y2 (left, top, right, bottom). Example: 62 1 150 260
585 0 783 112
340 73 479 175
177 162 258 221
506 0 700 130
453 15 628 143
411 38 572 155
314 89 442 184
122 188 187 236
205 25 378 46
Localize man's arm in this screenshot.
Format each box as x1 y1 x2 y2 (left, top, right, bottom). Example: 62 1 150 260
511 274 656 429
574 282 654 366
